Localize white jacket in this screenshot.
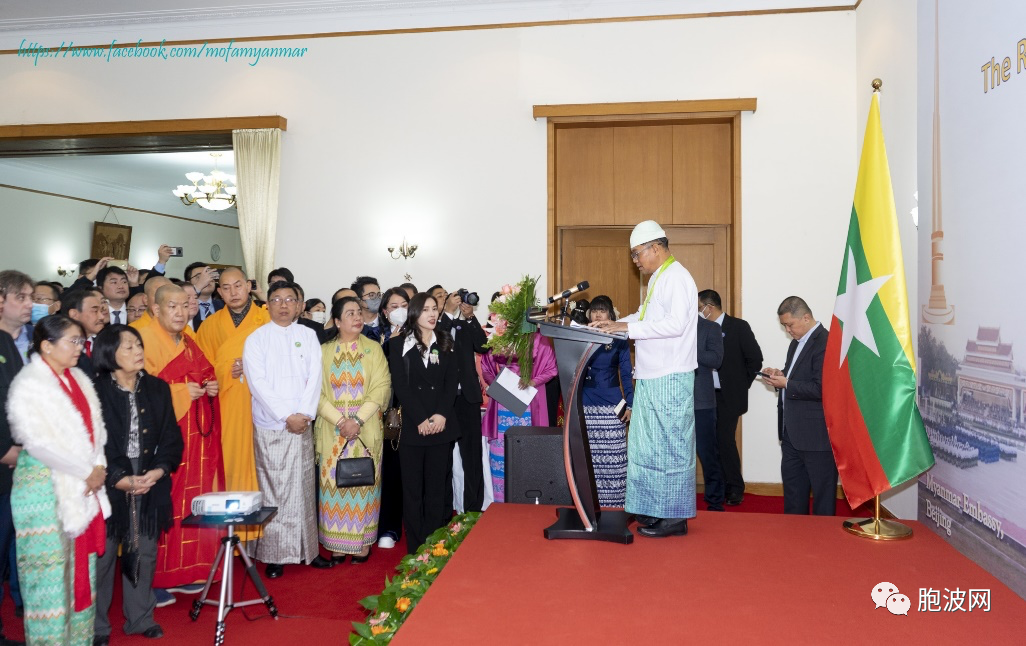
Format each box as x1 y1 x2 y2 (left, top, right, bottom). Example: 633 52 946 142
6 357 111 537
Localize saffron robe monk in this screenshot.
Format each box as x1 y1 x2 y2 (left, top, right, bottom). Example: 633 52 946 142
196 268 269 540
130 276 171 332
139 284 224 588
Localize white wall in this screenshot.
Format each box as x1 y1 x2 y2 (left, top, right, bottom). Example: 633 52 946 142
0 9 860 486
0 185 244 285
855 0 919 519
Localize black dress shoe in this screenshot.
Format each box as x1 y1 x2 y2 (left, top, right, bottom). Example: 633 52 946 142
265 563 284 579
726 494 744 506
637 518 688 538
141 625 164 639
707 504 725 512
309 555 334 569
634 514 660 527
351 548 372 564
331 553 348 564
93 637 109 646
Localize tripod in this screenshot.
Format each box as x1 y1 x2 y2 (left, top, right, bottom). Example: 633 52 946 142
184 507 279 645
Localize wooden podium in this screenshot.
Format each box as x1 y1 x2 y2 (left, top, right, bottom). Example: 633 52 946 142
535 316 633 544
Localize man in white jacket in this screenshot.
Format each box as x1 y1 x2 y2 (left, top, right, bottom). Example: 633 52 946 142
591 220 698 538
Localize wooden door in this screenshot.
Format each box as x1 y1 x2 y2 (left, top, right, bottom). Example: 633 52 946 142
560 225 730 490
560 226 730 315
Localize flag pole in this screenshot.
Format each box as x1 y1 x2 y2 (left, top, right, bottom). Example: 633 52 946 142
842 495 914 540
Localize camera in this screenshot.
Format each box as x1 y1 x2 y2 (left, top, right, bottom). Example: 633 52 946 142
456 288 480 306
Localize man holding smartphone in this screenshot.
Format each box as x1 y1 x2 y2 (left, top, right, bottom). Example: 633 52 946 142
184 262 222 330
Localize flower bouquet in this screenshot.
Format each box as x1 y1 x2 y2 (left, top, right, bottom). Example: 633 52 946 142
350 512 482 644
485 275 540 388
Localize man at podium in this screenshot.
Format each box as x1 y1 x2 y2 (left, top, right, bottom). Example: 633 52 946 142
590 220 698 538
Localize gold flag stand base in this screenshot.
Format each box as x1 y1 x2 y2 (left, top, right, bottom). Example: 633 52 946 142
842 495 913 541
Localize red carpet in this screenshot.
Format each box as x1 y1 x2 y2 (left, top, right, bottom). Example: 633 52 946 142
0 540 408 646
394 505 1024 645
0 496 915 645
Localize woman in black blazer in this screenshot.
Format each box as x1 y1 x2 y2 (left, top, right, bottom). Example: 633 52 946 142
387 293 459 554
91 324 183 644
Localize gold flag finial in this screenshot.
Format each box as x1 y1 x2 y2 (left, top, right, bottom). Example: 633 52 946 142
872 78 883 92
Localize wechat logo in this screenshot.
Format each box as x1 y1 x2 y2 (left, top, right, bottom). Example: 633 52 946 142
872 582 910 616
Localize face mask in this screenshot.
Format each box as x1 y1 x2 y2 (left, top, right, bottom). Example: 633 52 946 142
31 303 50 324
365 297 382 313
388 307 408 326
309 311 328 324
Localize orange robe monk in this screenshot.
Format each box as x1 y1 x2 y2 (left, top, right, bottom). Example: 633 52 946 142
133 311 196 338
138 322 225 588
197 301 270 540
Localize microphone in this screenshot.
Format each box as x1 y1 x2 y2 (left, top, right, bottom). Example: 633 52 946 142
547 280 589 304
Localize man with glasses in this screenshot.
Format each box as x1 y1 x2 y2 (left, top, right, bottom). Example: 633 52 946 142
243 280 331 578
351 276 382 341
183 262 221 331
32 282 61 324
60 288 108 379
0 270 35 363
590 221 699 538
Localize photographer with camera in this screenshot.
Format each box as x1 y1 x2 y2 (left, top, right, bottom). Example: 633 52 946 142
438 287 489 513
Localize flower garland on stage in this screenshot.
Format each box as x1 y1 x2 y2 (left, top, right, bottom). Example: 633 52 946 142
350 512 482 644
485 275 540 388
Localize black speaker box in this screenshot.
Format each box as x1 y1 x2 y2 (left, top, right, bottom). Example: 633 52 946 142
504 426 572 506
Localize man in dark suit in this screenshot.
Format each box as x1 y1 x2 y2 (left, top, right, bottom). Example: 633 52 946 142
61 288 108 380
698 290 763 506
440 293 489 513
763 296 837 516
183 262 223 331
695 315 725 510
0 301 24 646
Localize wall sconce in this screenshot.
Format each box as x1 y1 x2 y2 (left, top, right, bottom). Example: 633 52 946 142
388 239 418 260
57 265 78 278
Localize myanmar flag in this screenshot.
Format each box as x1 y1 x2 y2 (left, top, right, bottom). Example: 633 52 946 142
822 92 935 509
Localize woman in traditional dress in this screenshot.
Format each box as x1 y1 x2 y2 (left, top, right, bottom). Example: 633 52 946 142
92 324 183 644
6 315 111 646
314 296 391 563
582 296 633 507
480 331 557 503
387 293 459 554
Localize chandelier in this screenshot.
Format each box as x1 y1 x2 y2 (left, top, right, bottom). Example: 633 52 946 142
172 152 238 211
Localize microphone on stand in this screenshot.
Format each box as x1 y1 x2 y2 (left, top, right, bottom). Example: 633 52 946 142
547 281 589 304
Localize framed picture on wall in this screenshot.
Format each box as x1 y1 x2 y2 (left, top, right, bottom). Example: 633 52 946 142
91 222 133 261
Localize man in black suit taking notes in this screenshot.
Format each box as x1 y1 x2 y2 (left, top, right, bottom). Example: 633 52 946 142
697 290 763 506
762 296 837 516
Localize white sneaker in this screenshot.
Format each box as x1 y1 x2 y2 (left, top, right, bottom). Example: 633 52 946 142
377 536 396 549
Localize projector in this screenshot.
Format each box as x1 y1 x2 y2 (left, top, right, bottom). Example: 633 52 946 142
191 491 262 516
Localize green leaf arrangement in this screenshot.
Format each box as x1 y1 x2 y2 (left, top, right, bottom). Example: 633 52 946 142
484 275 539 388
349 512 482 644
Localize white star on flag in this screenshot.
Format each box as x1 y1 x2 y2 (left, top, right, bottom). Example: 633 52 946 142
833 247 892 367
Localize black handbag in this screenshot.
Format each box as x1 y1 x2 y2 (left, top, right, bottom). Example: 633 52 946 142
335 437 376 488
383 407 401 441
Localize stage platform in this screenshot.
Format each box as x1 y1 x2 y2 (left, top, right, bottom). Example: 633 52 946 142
393 504 1023 645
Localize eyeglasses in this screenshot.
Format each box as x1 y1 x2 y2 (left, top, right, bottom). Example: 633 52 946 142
127 307 147 314
56 336 86 348
33 295 56 304
362 292 381 301
630 244 653 260
269 297 299 305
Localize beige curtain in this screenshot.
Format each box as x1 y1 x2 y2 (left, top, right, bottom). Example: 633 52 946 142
232 128 281 290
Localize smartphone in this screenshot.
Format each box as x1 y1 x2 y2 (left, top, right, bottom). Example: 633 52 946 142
108 259 128 270
614 399 629 422
249 279 258 290
757 371 772 379
169 246 184 257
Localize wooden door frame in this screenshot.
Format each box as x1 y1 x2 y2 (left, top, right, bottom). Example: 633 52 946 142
0 116 287 156
538 99 754 318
